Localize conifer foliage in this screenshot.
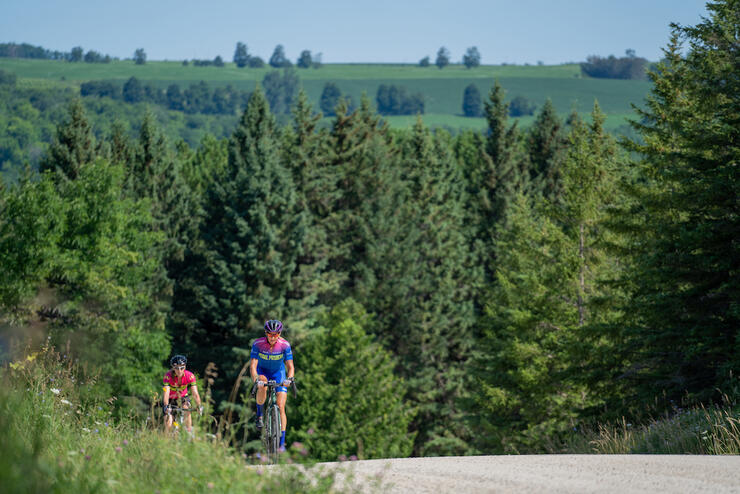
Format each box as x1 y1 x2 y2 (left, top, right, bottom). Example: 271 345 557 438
619 1 740 403
172 87 305 380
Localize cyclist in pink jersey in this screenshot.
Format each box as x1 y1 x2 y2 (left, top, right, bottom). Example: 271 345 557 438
163 354 203 434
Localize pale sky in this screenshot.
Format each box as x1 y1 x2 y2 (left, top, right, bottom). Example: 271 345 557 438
3 0 709 64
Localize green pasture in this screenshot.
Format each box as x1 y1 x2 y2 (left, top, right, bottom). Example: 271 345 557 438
0 58 649 129
0 58 582 82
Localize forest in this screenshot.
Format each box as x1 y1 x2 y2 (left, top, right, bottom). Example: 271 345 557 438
0 1 737 460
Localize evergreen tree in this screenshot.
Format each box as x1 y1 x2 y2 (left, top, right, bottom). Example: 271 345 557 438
527 98 566 202
470 103 623 452
171 87 304 386
464 81 528 291
617 2 740 405
280 90 341 326
383 118 476 455
291 300 414 461
129 112 198 282
39 99 96 179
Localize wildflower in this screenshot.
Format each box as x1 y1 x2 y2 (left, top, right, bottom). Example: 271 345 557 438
307 428 315 435
256 468 263 476
94 429 99 434
207 483 215 489
80 448 85 454
122 440 129 446
104 422 109 427
242 453 247 459
115 447 122 453
51 388 60 395
85 455 91 461
350 455 358 461
338 455 347 462
60 399 72 406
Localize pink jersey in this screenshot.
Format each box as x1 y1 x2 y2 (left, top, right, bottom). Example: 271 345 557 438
163 370 196 399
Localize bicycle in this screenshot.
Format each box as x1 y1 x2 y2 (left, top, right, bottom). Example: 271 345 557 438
251 378 297 463
165 402 200 438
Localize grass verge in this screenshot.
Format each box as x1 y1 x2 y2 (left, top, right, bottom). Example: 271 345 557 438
0 346 359 493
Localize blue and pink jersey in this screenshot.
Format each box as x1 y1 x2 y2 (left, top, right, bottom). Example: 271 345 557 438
163 370 196 399
250 336 293 373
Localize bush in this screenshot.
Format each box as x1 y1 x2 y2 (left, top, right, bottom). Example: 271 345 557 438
509 95 536 117
462 84 481 117
376 84 424 115
580 50 649 79
320 82 342 116
80 80 120 99
0 69 17 87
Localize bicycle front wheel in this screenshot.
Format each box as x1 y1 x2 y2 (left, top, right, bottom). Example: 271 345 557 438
268 405 281 461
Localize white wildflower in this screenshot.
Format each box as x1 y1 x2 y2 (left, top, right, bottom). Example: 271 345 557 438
50 388 61 395
60 399 72 406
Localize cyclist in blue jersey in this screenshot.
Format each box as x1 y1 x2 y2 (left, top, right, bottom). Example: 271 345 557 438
250 319 294 452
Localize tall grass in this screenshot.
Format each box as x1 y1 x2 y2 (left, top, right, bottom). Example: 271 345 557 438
0 345 358 493
551 402 740 455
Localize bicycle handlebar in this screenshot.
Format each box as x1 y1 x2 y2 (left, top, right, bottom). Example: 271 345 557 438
250 378 298 398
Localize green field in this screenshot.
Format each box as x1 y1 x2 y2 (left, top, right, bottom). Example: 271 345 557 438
0 58 650 130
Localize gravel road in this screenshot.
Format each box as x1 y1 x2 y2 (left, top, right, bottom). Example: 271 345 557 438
328 455 740 493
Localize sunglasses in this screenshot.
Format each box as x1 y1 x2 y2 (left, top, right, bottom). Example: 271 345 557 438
265 332 280 337
173 365 185 370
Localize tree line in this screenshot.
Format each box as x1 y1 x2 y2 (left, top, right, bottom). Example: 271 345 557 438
1 1 737 458
0 42 114 62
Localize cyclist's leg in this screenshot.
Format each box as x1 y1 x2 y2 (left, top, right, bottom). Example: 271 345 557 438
164 394 174 431
276 391 287 432
164 407 173 431
182 396 192 432
274 367 288 449
255 369 269 405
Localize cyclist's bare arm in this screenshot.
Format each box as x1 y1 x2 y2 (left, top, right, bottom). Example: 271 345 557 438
250 358 260 383
190 384 202 408
163 385 170 407
285 360 295 383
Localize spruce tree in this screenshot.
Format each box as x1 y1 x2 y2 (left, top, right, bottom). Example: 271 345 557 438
469 103 623 452
290 300 414 461
384 118 476 455
172 87 305 384
618 2 740 404
281 90 341 326
39 99 96 179
129 112 199 293
527 98 566 202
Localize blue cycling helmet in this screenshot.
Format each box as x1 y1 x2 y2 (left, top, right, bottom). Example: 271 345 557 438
264 319 283 334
